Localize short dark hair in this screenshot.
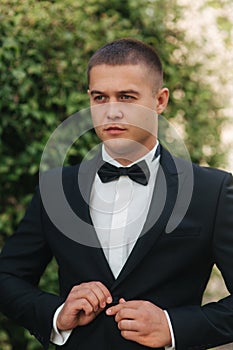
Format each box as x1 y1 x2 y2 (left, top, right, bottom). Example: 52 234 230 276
87 38 163 90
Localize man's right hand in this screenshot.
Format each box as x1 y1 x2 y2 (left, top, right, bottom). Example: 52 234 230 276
56 281 112 331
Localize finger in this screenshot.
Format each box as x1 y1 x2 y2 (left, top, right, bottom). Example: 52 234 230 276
64 297 94 316
88 282 112 308
118 300 142 308
118 319 138 332
120 330 139 342
78 298 94 316
119 298 126 303
106 302 124 315
115 308 138 323
73 282 112 309
95 281 113 304
106 300 139 316
70 286 100 312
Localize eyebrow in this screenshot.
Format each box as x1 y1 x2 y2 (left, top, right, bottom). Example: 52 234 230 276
119 90 140 96
90 90 140 96
90 90 104 96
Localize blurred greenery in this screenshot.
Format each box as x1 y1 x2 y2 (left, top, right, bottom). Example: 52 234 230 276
0 0 231 348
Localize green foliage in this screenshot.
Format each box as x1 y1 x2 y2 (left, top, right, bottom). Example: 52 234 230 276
0 0 230 348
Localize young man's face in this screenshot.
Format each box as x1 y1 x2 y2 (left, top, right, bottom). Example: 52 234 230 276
88 64 169 164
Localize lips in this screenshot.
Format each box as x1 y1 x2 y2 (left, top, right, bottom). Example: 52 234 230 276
104 125 127 135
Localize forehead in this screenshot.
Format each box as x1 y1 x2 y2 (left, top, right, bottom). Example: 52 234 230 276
89 64 155 90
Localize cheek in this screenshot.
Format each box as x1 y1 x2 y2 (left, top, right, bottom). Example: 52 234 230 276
91 114 101 128
93 126 104 140
130 117 157 136
91 105 106 128
138 97 157 110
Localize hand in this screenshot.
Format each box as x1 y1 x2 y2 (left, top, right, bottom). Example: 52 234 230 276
106 298 172 348
57 281 112 331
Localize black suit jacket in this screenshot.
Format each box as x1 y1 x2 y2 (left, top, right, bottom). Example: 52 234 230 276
0 146 233 350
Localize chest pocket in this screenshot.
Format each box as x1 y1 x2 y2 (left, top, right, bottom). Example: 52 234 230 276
164 226 201 238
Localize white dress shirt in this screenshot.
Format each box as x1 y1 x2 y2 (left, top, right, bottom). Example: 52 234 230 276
90 144 160 277
51 143 175 349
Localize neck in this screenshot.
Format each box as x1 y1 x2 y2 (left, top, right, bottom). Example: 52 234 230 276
104 142 157 166
113 155 144 166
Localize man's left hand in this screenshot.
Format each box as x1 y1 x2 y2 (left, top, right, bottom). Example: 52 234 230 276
106 298 172 348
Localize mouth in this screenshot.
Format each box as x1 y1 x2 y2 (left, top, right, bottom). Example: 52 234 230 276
104 125 127 135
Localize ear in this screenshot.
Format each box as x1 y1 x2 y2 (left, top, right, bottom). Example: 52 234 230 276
155 88 169 114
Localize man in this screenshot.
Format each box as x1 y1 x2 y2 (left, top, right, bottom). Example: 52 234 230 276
0 38 233 350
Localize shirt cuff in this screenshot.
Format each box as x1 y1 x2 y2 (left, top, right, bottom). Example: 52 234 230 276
50 303 73 345
164 310 176 350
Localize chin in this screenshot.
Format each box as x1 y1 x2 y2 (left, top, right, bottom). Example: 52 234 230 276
103 138 147 161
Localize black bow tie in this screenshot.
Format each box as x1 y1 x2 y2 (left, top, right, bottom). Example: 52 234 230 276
97 160 150 186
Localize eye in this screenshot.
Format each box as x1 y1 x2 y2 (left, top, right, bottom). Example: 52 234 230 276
93 95 107 103
119 95 135 101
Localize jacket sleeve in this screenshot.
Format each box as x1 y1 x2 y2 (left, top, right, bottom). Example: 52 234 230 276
0 188 64 349
167 173 233 350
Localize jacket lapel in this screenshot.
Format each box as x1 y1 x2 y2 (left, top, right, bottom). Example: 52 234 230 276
76 150 102 225
111 147 182 289
75 151 116 281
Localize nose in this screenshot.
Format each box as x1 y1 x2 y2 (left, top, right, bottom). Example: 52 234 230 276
106 102 123 120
